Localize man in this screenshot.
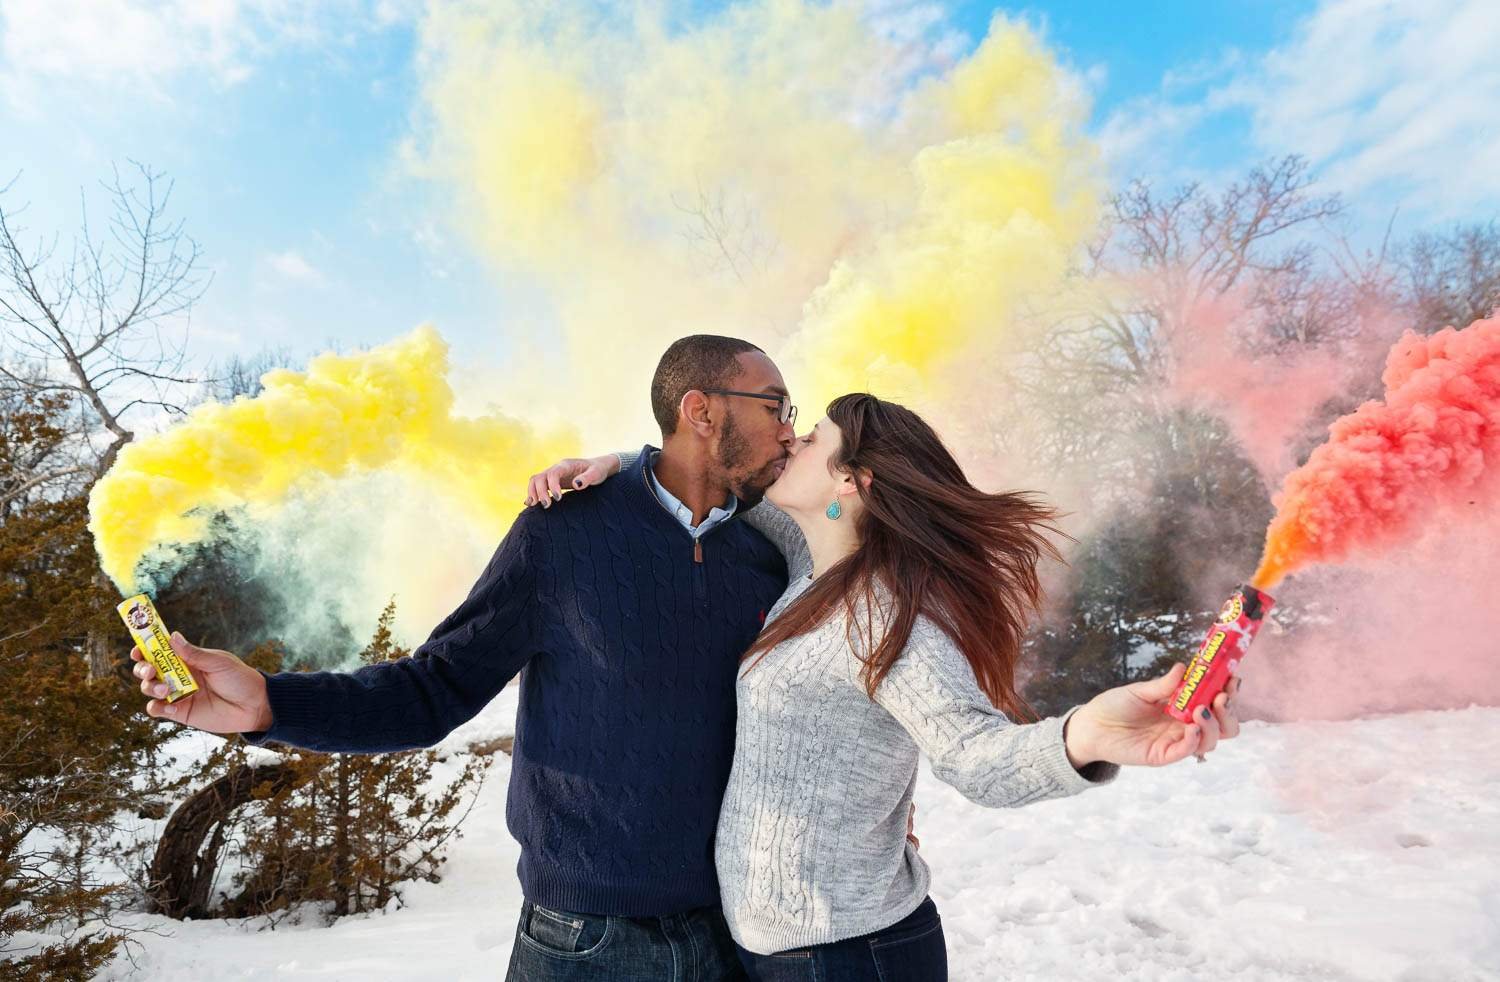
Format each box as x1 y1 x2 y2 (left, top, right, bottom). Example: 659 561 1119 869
133 335 796 981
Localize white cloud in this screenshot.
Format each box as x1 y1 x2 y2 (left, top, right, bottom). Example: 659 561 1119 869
1097 92 1215 181
1238 0 1500 219
265 249 324 284
1097 0 1500 223
1094 45 1250 192
0 0 415 111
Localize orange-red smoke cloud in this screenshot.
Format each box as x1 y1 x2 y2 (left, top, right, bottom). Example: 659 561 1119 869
1254 314 1500 589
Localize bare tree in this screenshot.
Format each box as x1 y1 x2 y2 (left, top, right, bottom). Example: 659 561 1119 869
0 163 210 480
0 163 210 677
202 346 298 403
1008 155 1343 495
1400 220 1500 333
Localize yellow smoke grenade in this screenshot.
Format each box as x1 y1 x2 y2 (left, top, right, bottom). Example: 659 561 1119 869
88 327 575 594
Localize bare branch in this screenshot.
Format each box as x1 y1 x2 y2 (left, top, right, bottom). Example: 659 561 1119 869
672 180 779 283
0 464 90 508
0 164 208 479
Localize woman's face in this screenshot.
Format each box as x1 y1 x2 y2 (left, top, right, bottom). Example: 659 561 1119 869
766 416 849 514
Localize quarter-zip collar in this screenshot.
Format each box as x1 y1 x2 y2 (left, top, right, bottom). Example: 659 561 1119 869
643 450 738 539
624 444 743 567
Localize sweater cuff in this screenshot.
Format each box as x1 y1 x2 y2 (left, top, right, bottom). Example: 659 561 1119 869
1049 705 1121 790
238 670 322 749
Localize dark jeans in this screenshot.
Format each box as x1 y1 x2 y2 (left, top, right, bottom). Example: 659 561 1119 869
734 897 947 982
505 899 749 981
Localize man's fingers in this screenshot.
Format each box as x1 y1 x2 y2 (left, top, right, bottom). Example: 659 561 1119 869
169 633 237 672
135 660 157 681
140 677 168 699
129 645 144 662
167 632 210 668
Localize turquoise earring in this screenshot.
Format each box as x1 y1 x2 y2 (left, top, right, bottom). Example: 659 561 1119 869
826 498 842 521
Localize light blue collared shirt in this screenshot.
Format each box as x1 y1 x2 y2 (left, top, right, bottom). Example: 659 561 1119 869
644 451 738 538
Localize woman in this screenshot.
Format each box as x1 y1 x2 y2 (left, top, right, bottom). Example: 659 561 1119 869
528 393 1240 981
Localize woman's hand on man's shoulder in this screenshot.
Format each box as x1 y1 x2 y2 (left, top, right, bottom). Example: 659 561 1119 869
525 454 622 508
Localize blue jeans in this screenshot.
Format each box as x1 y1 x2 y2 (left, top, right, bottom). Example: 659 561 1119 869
734 897 947 982
505 899 749 981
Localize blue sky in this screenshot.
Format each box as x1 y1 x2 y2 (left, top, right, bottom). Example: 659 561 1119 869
982 1 1310 114
1 0 1495 378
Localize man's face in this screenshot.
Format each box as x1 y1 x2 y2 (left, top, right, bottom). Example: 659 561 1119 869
711 351 795 507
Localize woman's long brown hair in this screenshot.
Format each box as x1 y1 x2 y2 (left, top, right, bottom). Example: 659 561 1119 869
742 393 1064 722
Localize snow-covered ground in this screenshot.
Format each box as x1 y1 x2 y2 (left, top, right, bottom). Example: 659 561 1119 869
81 694 1500 981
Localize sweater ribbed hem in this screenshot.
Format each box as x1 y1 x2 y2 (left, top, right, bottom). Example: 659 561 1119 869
518 854 720 917
726 879 933 956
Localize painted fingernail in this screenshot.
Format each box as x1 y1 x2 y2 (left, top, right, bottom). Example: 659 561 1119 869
1200 707 1212 720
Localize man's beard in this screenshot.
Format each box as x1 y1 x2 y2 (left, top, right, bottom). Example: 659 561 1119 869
718 412 781 508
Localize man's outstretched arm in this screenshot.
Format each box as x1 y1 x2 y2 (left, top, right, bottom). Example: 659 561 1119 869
133 509 542 754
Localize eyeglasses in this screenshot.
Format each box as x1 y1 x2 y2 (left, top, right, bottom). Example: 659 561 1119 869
701 389 798 428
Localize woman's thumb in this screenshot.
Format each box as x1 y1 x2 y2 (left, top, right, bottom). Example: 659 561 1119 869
1138 661 1187 701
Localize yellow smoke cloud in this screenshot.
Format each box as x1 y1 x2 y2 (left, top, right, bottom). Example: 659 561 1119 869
412 1 1098 438
88 327 575 594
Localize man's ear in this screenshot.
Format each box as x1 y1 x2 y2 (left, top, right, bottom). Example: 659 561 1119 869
679 390 714 437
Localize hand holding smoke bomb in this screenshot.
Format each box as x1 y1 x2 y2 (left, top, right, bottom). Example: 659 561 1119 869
1164 585 1274 735
1062 656 1242 768
126 612 272 733
117 595 198 703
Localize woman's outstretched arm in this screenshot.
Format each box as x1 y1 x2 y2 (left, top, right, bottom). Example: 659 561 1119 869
871 621 1122 808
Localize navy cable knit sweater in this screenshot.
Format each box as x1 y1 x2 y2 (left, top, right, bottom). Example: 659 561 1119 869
245 446 788 915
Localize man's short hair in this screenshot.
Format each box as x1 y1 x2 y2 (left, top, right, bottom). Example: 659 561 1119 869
651 335 764 436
